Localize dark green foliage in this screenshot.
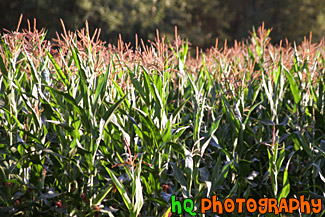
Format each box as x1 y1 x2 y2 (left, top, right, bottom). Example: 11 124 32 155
1 0 324 48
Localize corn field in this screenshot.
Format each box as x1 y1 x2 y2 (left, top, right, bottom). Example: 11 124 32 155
0 19 324 216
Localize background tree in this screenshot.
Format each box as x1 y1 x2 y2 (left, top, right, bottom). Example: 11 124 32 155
227 0 325 43
0 0 324 48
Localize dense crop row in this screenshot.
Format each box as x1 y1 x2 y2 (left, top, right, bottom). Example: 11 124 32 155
0 20 324 216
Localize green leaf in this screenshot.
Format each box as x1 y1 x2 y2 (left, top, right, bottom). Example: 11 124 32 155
170 162 188 197
131 159 144 217
278 152 295 202
162 207 171 217
284 67 301 104
103 95 127 127
45 86 90 132
93 185 113 206
47 51 69 87
93 61 110 108
106 168 132 211
243 101 262 126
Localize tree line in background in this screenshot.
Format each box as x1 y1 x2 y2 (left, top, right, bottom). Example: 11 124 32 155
1 0 324 48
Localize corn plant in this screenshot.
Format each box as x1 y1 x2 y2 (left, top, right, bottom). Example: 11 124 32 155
0 20 324 216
